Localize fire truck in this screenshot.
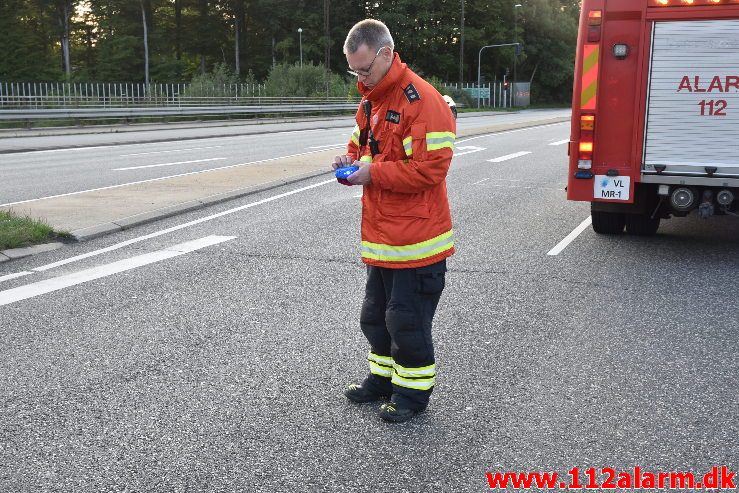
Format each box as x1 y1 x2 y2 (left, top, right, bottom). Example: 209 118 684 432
567 0 739 235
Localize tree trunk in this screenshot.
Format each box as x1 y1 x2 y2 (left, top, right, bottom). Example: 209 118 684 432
459 0 465 86
141 0 149 86
58 0 72 80
324 0 330 70
234 15 240 76
529 61 539 84
233 0 242 77
199 0 208 74
175 0 182 61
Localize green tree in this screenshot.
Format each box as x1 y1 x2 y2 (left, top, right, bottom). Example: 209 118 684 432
0 0 61 80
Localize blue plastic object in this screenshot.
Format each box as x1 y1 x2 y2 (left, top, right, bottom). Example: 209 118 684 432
335 166 359 180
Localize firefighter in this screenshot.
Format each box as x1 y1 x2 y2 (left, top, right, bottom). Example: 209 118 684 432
333 19 456 423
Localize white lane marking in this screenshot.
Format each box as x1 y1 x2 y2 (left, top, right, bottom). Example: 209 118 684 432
549 139 569 146
0 271 32 283
32 179 335 273
472 178 490 185
4 128 337 156
1 148 336 207
487 151 531 163
547 216 592 256
308 144 346 149
455 122 568 145
0 236 235 307
454 146 486 156
120 146 224 157
113 158 227 171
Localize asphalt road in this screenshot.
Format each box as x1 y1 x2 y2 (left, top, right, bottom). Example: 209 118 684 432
0 110 567 205
1 121 738 492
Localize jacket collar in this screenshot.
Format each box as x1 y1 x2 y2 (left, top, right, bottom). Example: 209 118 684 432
358 53 406 102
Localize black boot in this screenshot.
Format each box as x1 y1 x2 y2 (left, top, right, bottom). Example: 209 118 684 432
378 401 422 423
344 383 390 403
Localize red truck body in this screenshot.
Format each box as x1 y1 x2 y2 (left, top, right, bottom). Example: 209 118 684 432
568 0 739 234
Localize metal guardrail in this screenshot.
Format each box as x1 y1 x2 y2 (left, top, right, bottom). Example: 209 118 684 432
0 103 359 121
0 82 360 109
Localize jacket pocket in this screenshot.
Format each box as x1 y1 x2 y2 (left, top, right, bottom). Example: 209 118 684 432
380 190 430 218
410 122 427 161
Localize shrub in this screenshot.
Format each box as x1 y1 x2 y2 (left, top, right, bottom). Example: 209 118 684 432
264 63 353 98
185 63 239 98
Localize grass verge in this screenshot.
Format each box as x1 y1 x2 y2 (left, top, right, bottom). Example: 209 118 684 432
0 210 71 250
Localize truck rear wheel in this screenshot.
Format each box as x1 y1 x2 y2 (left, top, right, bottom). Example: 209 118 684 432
591 210 625 234
625 213 660 236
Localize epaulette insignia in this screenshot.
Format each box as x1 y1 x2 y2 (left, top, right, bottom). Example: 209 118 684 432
403 83 421 104
385 110 401 124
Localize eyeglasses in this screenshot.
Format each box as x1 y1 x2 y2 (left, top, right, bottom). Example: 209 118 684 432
347 46 388 78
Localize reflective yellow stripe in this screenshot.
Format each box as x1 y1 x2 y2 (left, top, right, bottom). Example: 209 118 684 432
392 373 435 390
351 125 360 146
368 352 394 367
394 363 436 377
426 131 455 152
403 136 413 156
359 155 372 163
361 230 454 262
370 361 393 377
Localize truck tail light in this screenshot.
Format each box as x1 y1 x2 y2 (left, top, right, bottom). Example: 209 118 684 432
587 10 602 42
578 114 595 170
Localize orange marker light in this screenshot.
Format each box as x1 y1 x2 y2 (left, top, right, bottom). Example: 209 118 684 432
588 10 602 26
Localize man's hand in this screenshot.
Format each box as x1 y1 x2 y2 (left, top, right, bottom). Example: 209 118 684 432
347 162 372 186
332 154 353 170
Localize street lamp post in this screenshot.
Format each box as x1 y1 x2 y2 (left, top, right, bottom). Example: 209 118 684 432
477 43 520 108
298 28 303 68
513 4 522 107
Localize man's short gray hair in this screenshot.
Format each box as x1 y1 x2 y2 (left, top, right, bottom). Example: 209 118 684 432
343 19 394 55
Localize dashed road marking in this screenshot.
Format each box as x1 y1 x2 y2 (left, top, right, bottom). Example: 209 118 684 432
454 146 486 156
120 146 224 157
547 216 592 256
308 144 346 149
549 139 570 146
0 236 235 307
455 121 568 145
113 158 227 171
487 151 531 163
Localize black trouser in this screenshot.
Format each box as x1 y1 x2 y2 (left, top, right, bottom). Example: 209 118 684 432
359 258 446 411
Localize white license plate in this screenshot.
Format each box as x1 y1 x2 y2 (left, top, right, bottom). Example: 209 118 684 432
594 175 630 201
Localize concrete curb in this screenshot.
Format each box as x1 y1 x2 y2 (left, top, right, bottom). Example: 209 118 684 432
0 242 64 262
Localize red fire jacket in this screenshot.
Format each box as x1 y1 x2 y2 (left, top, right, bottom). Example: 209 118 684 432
347 53 456 269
